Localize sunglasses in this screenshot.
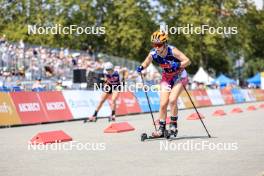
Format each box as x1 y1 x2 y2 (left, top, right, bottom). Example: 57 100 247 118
152 43 164 48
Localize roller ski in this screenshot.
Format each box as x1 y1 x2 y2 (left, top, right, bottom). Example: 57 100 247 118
108 115 116 122
168 116 178 138
141 121 170 141
83 116 97 123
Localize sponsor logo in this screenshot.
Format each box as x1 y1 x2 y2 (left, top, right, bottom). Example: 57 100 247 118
68 100 90 108
0 102 12 114
123 98 136 107
195 95 210 101
18 103 40 112
46 102 65 111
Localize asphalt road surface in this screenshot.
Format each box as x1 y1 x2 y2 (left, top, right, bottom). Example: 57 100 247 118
1 101 264 176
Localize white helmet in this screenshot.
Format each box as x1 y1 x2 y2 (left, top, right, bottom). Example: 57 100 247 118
104 62 113 70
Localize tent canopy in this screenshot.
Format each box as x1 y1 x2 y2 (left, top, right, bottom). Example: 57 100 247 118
214 74 236 86
246 73 260 85
192 67 214 84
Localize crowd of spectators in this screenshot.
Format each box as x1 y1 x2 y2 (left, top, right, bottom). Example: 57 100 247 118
0 35 161 91
2 35 257 92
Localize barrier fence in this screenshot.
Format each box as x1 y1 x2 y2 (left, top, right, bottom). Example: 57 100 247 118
0 89 264 126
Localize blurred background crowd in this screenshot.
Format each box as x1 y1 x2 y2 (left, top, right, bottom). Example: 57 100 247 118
0 36 162 91
1 34 261 92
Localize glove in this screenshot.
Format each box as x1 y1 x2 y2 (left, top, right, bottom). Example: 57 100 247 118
170 61 181 70
136 65 144 73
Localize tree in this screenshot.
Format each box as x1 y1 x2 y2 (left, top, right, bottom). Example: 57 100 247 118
242 7 264 77
0 0 263 79
158 0 256 78
102 0 156 60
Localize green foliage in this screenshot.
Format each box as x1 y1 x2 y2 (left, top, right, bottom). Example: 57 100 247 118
102 0 157 60
0 0 263 79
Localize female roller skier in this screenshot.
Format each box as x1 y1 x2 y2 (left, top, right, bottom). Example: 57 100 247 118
87 62 126 122
137 30 191 137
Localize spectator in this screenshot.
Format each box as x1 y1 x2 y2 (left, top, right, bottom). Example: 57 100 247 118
0 38 154 91
55 80 63 91
32 78 45 90
0 34 6 44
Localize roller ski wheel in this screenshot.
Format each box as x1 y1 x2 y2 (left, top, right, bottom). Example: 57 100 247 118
164 130 170 139
140 130 169 142
88 116 97 122
108 115 116 122
140 120 170 142
169 116 178 138
169 128 178 138
141 133 148 141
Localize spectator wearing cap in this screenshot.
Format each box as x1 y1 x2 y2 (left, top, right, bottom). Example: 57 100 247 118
55 80 63 91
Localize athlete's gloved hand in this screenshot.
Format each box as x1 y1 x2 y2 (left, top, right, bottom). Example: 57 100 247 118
169 61 181 70
136 65 144 73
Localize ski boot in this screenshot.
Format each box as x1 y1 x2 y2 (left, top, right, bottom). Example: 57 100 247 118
169 116 178 137
152 121 169 138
